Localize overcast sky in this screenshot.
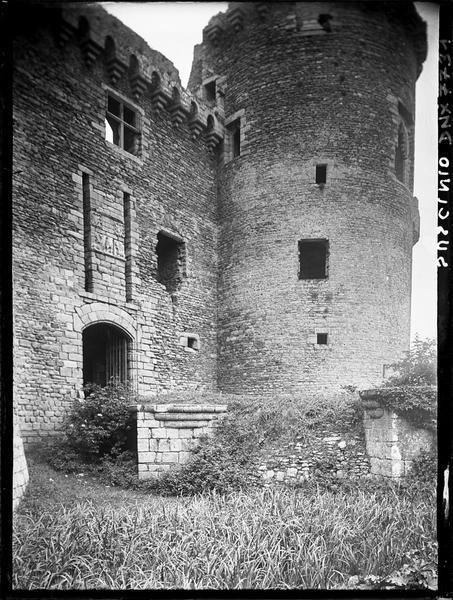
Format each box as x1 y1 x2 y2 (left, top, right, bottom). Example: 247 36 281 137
103 2 438 342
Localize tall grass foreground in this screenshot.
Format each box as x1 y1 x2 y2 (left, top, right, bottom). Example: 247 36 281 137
14 485 435 590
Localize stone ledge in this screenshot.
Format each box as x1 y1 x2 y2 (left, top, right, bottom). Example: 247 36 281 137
164 420 210 428
155 413 216 422
129 403 228 414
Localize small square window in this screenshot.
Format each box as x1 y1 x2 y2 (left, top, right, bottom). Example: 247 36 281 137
105 94 140 156
187 336 199 351
317 333 328 345
316 164 327 184
298 239 329 279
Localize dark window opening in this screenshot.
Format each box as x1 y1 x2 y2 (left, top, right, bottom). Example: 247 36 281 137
156 232 185 294
318 14 332 32
298 239 329 279
83 323 130 386
187 336 199 351
105 94 140 155
227 119 241 158
316 164 327 184
317 333 328 345
204 80 216 103
82 173 93 292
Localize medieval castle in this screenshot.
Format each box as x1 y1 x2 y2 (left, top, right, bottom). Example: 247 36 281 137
13 2 427 445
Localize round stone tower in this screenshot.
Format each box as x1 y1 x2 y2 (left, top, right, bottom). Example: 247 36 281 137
189 2 427 397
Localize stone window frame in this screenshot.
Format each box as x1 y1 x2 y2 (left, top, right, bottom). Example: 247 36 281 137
155 228 188 295
74 302 140 393
178 332 201 352
101 84 145 162
224 109 248 163
388 97 413 190
202 75 218 105
394 119 409 187
310 328 330 350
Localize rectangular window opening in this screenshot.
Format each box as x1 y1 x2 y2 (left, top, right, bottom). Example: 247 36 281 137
204 80 216 103
227 119 241 158
298 239 329 279
317 333 328 345
105 94 140 156
82 173 93 292
316 164 327 184
156 231 185 295
187 336 199 351
123 192 132 302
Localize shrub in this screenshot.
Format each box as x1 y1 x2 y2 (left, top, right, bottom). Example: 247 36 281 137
375 337 437 430
408 448 437 484
384 336 436 387
42 382 136 475
97 451 140 488
64 382 136 460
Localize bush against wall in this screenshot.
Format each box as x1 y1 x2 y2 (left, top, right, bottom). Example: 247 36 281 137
42 383 136 477
378 337 437 431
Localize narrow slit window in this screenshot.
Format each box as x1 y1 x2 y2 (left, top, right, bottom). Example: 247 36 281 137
395 122 408 184
316 164 327 184
317 333 328 345
123 192 132 302
227 118 241 158
82 173 93 292
298 239 329 279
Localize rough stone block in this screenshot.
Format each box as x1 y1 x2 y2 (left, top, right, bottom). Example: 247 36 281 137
161 452 179 463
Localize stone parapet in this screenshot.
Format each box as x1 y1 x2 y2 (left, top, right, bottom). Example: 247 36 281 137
130 403 227 479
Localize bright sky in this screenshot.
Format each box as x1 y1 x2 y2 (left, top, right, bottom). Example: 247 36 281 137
103 2 438 342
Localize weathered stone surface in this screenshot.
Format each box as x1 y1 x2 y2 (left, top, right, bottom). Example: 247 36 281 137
13 412 29 511
361 389 435 477
134 404 225 479
12 2 426 444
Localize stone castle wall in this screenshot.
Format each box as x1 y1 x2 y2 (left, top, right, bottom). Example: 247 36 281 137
13 5 220 444
190 2 425 397
13 411 29 510
12 3 427 441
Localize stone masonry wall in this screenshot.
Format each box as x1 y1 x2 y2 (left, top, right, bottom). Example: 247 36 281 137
132 403 227 479
13 412 29 510
12 2 427 443
362 393 435 477
13 5 220 444
190 2 426 397
259 429 370 486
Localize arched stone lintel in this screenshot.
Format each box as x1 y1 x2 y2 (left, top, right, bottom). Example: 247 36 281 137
75 302 137 341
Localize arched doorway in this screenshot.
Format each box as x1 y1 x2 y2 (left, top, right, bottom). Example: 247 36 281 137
82 323 131 386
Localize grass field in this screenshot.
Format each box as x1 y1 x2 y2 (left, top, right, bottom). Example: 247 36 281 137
13 456 436 590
